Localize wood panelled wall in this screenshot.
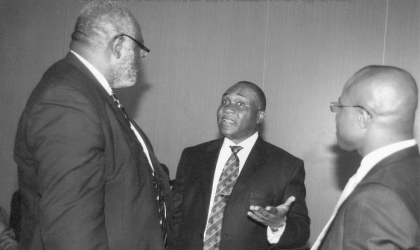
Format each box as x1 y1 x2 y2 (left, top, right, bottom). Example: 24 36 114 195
1 0 419 246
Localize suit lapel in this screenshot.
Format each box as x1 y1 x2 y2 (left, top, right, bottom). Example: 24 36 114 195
201 140 224 212
107 97 137 137
133 123 162 173
360 145 420 185
65 52 135 137
129 116 171 186
138 127 172 207
64 52 172 202
65 53 166 189
338 145 420 214
229 137 266 201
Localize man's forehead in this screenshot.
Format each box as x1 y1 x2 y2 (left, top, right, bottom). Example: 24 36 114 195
224 84 255 98
222 91 247 98
132 19 144 43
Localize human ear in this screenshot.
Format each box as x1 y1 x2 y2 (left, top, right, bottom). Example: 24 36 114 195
111 36 124 59
357 110 371 129
257 111 266 124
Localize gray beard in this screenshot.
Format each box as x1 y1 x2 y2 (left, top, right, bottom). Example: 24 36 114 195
111 51 138 88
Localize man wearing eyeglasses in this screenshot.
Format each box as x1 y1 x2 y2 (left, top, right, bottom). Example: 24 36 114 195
311 65 420 250
14 1 171 250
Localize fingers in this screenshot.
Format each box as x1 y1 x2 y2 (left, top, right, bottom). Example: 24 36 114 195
247 206 263 221
283 196 296 208
247 211 265 223
247 197 295 228
247 206 271 224
265 206 277 214
249 206 272 219
249 206 268 216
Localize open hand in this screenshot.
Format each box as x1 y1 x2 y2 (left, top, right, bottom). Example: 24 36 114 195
247 196 295 230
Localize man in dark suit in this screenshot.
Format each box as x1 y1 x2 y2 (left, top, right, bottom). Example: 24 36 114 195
171 81 310 250
14 1 170 249
312 65 420 249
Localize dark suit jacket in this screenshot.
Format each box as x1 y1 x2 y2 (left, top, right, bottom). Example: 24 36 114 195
320 146 420 250
171 137 310 250
14 52 171 250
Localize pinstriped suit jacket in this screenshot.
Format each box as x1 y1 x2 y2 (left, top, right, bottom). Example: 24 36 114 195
320 146 420 250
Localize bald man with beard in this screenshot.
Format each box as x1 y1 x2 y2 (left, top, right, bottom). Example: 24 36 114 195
312 65 420 250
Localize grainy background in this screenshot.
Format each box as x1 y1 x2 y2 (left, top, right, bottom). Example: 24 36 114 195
1 0 419 245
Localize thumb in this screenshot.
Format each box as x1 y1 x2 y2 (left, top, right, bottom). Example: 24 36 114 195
283 196 296 208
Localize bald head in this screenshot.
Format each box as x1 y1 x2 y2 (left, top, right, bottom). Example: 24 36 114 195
336 65 418 155
345 66 417 126
70 0 138 52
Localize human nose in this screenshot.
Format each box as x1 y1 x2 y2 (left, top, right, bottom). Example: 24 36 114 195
223 103 236 114
140 49 147 58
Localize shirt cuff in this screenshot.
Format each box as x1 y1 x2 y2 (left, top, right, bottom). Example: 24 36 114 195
267 222 286 244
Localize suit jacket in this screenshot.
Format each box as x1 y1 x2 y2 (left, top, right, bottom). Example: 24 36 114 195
320 146 420 250
171 137 310 250
14 52 171 250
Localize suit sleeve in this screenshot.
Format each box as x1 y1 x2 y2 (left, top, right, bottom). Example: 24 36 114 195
169 148 188 246
25 84 108 250
340 184 418 250
272 160 310 250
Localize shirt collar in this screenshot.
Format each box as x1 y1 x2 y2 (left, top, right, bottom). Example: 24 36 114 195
356 139 417 182
71 50 113 95
222 132 259 151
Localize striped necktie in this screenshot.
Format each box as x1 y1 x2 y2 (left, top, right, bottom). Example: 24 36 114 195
203 146 243 250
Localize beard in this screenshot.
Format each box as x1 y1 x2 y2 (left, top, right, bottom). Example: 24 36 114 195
111 50 139 88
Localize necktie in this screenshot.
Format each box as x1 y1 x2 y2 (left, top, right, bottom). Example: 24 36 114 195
311 174 359 250
152 171 168 250
111 93 129 120
110 93 168 249
203 146 243 250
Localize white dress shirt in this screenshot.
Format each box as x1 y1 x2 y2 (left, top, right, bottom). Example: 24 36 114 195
204 132 285 244
70 50 155 171
311 139 417 250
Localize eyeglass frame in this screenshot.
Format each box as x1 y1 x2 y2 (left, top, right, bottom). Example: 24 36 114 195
330 102 372 118
113 34 150 56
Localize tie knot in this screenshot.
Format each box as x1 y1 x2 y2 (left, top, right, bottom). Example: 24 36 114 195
230 146 243 154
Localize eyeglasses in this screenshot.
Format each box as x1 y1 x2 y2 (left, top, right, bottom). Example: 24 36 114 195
114 34 150 58
330 102 372 118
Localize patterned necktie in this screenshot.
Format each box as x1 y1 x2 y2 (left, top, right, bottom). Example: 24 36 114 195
110 93 168 249
111 93 129 120
203 146 243 250
152 171 168 250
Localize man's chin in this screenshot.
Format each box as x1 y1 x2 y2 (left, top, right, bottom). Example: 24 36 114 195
111 80 137 89
218 126 235 138
337 140 355 152
218 123 236 133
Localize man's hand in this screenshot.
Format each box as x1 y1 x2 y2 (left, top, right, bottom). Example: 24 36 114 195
247 196 295 230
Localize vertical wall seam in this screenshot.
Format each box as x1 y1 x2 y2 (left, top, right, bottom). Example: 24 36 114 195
382 0 389 65
262 0 270 89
